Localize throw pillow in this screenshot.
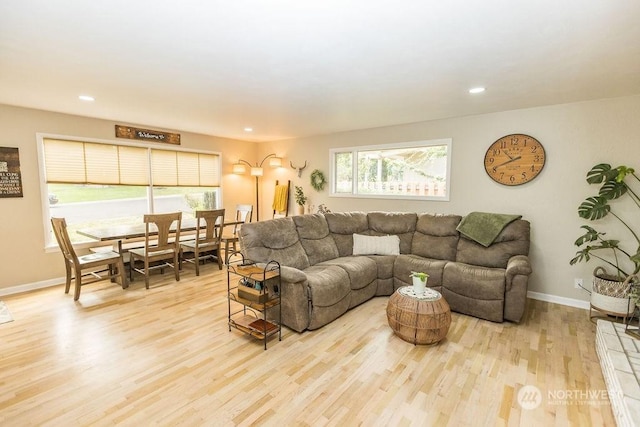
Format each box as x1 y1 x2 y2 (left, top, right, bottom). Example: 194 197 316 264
352 234 400 256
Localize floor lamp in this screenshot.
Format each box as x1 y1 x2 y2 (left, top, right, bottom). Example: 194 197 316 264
232 153 282 221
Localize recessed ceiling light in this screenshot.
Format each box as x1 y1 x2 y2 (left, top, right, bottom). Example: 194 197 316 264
469 87 486 94
78 95 95 101
244 127 253 132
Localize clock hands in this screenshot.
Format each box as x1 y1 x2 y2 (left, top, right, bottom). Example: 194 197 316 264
492 155 522 171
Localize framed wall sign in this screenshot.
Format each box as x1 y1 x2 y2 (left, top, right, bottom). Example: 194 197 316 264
0 147 23 198
115 125 181 145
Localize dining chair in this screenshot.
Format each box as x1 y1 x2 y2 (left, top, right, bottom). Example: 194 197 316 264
51 217 127 301
180 209 226 275
221 204 253 264
129 212 182 289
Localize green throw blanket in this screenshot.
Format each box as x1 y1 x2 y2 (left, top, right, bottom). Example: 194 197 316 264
456 212 522 247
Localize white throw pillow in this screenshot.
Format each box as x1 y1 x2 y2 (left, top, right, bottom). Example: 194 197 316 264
352 234 400 256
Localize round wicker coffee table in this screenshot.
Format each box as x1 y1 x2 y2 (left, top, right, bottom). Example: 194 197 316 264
386 286 451 345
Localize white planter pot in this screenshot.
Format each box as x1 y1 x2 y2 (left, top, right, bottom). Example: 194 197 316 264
412 276 427 295
591 269 636 316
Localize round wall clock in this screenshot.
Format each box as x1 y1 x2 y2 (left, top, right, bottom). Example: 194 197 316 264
484 134 546 186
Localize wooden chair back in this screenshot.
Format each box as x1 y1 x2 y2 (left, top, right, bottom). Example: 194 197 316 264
195 208 225 246
143 212 182 253
233 204 253 235
51 217 78 264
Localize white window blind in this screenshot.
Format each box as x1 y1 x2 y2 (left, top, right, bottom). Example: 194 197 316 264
151 149 220 187
43 139 220 187
43 138 149 185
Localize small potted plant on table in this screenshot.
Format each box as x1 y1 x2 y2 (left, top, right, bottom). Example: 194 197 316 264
410 271 429 295
294 186 307 215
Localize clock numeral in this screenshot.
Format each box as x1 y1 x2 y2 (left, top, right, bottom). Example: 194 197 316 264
531 145 538 153
500 141 507 149
492 149 500 156
521 172 527 180
509 175 516 183
530 165 535 172
510 137 519 146
488 157 495 164
534 155 541 162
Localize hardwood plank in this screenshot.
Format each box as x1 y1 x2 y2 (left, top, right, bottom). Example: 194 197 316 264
0 265 615 426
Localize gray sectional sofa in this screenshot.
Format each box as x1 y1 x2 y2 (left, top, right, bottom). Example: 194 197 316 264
238 211 531 332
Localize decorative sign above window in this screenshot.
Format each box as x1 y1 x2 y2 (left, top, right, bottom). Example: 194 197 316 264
115 125 181 145
0 146 23 198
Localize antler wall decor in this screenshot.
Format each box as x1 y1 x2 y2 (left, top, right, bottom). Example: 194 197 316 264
290 160 308 178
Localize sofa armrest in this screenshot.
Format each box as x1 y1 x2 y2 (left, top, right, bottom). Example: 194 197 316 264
505 255 532 289
255 263 308 283
279 265 308 283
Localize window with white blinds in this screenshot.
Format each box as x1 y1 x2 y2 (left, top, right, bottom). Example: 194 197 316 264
43 139 220 187
41 137 222 246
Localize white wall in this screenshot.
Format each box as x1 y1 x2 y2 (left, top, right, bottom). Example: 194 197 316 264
260 95 640 302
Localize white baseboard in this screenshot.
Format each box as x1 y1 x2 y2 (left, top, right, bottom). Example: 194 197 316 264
0 277 64 297
527 290 590 310
1 280 592 312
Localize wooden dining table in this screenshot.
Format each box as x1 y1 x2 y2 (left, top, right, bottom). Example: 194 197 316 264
77 218 243 254
77 218 244 286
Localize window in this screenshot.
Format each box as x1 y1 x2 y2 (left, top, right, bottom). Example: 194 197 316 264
39 136 221 245
330 139 451 200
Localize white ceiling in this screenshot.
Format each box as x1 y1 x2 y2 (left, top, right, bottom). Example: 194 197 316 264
1 1 639 142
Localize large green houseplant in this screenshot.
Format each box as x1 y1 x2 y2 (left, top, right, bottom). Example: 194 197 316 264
570 163 640 313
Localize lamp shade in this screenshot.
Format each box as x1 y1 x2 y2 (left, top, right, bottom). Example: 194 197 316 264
233 163 246 174
269 156 282 167
250 167 263 177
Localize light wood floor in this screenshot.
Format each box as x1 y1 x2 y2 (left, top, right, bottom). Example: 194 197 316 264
0 263 615 426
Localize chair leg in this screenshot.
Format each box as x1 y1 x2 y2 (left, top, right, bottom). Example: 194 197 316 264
224 241 231 264
194 250 200 276
129 257 135 282
144 259 150 289
73 267 82 301
174 253 181 281
64 261 72 294
117 258 127 289
217 249 223 270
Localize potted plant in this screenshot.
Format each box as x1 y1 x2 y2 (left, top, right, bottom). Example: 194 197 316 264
294 186 307 215
570 163 640 315
410 271 429 295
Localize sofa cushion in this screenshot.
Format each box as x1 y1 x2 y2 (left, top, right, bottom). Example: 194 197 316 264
293 214 340 265
352 234 400 256
412 213 461 261
319 256 378 291
367 211 417 254
442 262 505 322
325 212 369 256
304 264 352 330
367 255 396 295
304 265 351 306
456 220 530 268
238 217 310 270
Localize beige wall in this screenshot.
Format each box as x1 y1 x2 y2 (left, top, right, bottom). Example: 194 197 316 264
2 95 640 305
0 104 256 290
260 94 640 303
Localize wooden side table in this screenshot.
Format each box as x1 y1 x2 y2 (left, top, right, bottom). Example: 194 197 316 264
386 286 451 345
